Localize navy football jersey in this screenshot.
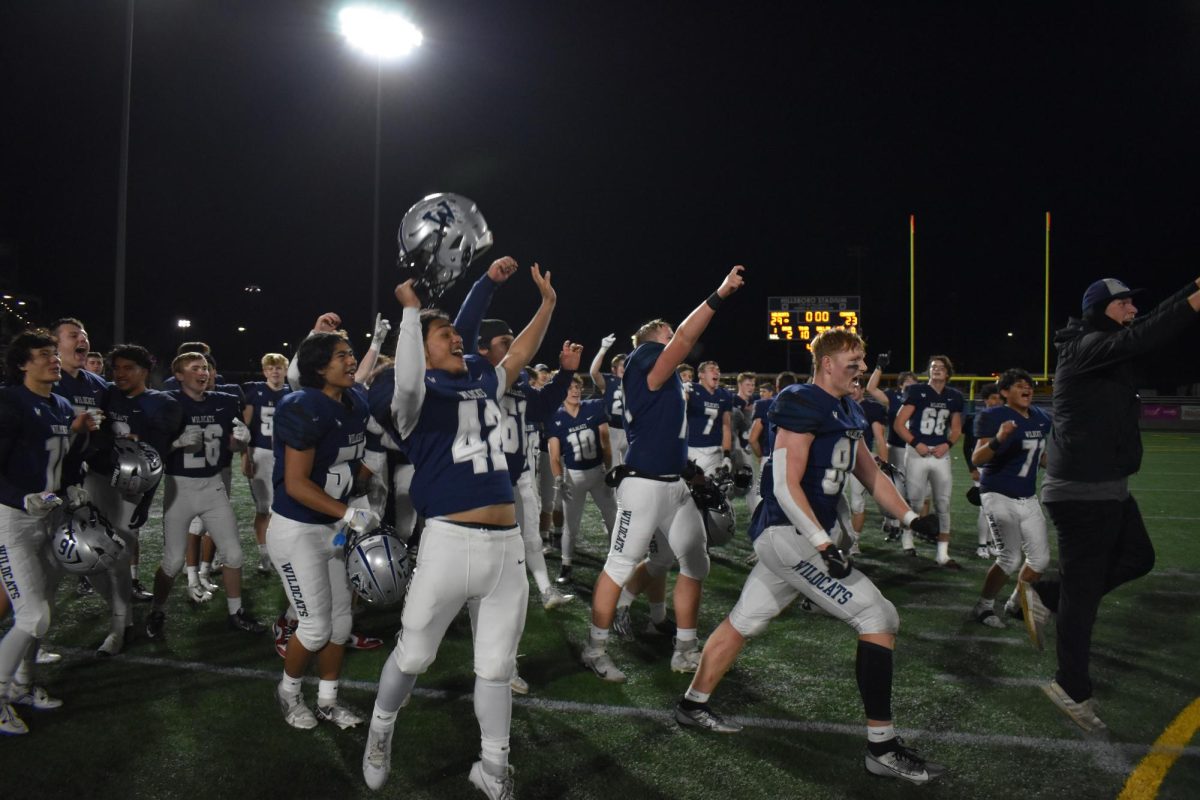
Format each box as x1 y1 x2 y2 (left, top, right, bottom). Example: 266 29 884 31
365 369 411 466
732 394 755 449
884 388 908 447
52 367 109 485
272 386 369 524
243 382 292 450
402 355 514 518
686 383 733 448
96 389 182 472
494 370 573 484
165 391 242 478
622 342 687 475
600 373 625 431
975 405 1051 498
901 383 964 448
748 384 867 542
861 397 887 453
0 386 78 509
751 396 774 452
548 399 608 471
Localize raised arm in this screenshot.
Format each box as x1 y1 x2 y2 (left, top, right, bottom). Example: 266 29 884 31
524 341 582 423
454 256 517 351
646 266 744 391
865 353 890 406
390 281 426 439
589 333 615 393
498 265 557 391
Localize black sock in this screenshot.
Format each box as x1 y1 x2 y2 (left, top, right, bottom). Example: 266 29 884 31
856 640 894 722
679 697 705 711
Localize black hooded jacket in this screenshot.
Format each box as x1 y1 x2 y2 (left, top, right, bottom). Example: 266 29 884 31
1046 281 1199 482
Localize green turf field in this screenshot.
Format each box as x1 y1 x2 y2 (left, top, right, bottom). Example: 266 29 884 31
2 432 1198 799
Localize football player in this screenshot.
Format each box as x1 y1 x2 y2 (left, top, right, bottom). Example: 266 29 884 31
0 330 91 734
589 336 628 466
268 331 376 732
84 351 105 375
241 353 293 575
748 372 798 516
963 383 1002 559
686 361 734 477
85 344 181 656
547 376 616 584
582 266 744 684
677 363 695 386
672 328 944 786
730 371 757 470
865 361 919 541
363 265 557 797
970 369 1052 630
843 374 889 553
892 356 963 566
145 353 264 638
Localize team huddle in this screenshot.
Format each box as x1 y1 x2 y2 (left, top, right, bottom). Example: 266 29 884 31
2 193 1077 796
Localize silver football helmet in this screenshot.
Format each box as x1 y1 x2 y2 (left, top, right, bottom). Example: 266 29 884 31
111 438 163 497
397 192 493 301
51 504 125 575
345 525 410 606
691 477 736 547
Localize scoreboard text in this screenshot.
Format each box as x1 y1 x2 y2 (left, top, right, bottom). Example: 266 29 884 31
768 296 860 348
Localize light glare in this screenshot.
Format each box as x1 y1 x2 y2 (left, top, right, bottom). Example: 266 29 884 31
177 319 192 329
339 6 422 60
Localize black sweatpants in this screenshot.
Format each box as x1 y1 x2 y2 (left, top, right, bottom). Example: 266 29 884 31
1039 496 1155 702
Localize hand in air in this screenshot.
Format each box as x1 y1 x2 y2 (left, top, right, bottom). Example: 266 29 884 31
372 313 392 343
394 280 421 310
600 333 616 350
530 264 556 305
313 312 341 333
559 341 584 371
488 256 519 283
717 265 745 299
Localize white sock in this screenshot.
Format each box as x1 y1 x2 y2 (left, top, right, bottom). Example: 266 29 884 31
589 625 609 644
936 541 950 563
199 561 211 577
317 679 339 708
676 627 697 643
130 565 139 580
900 530 914 550
649 602 666 623
868 723 896 744
186 566 199 587
474 677 511 774
279 673 303 697
617 589 637 609
227 596 242 615
975 597 994 611
684 686 710 703
370 705 398 733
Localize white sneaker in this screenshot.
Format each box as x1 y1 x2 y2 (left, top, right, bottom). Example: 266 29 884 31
188 584 213 604
581 645 627 683
1042 680 1107 733
468 760 516 800
540 586 573 610
362 724 394 790
972 602 1006 629
96 632 124 658
670 638 702 673
277 685 317 730
35 649 62 665
0 703 28 736
864 739 945 784
510 672 529 695
1017 581 1051 651
198 573 220 593
10 684 63 710
316 703 364 729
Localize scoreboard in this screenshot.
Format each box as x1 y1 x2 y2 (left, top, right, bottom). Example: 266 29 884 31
768 296 860 347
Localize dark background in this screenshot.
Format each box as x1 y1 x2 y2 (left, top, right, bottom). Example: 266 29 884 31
3 1 1199 382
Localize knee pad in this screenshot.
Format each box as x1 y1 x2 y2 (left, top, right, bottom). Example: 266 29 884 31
729 613 769 639
603 552 640 587
676 547 710 581
997 548 1023 576
392 635 435 675
329 609 352 647
17 600 52 638
295 618 332 652
160 553 185 579
856 597 899 636
219 542 244 570
474 657 515 683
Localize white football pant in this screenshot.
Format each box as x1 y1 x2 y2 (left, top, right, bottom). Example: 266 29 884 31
267 513 351 651
904 446 952 533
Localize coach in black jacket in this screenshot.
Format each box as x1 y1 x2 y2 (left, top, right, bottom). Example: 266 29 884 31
1030 276 1200 732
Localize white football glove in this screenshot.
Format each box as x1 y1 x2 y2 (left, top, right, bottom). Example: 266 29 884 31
171 428 204 453
85 407 105 429
231 419 251 451
372 313 392 345
600 333 616 350
341 507 380 534
721 456 733 474
65 485 90 512
682 381 693 395
554 474 573 504
23 492 63 518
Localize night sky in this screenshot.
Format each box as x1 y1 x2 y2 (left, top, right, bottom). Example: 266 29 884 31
4 1 1200 379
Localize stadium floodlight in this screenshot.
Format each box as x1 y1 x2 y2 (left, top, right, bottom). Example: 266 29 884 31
177 319 191 329
338 5 423 61
237 326 246 332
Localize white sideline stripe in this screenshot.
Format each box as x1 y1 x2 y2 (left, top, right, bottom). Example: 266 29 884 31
1142 515 1200 521
1150 569 1200 580
901 580 974 589
934 672 1044 687
915 632 1024 645
1130 488 1200 493
47 647 1200 771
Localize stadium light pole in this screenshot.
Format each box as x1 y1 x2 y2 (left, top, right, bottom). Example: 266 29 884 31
338 5 423 327
114 0 136 344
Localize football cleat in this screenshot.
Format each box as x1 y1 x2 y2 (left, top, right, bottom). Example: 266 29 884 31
555 565 572 585
903 548 917 557
0 703 28 736
35 649 62 665
277 685 317 730
76 576 94 597
974 606 1006 629
145 610 166 640
510 672 529 695
1017 580 1051 651
540 586 573 610
611 607 635 641
363 723 394 789
131 579 154 602
670 638 702 673
228 608 267 634
347 632 384 650
188 584 213 604
674 701 742 733
865 739 946 784
468 760 516 800
198 573 220 593
1003 599 1023 620
96 632 124 658
10 684 63 710
937 558 962 571
644 617 677 637
1042 680 1106 733
581 646 627 683
316 703 364 730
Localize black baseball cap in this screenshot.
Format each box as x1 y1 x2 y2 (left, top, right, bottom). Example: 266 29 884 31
1082 278 1145 314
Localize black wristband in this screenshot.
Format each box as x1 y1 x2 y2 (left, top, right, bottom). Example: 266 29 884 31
988 437 1002 451
706 292 723 311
